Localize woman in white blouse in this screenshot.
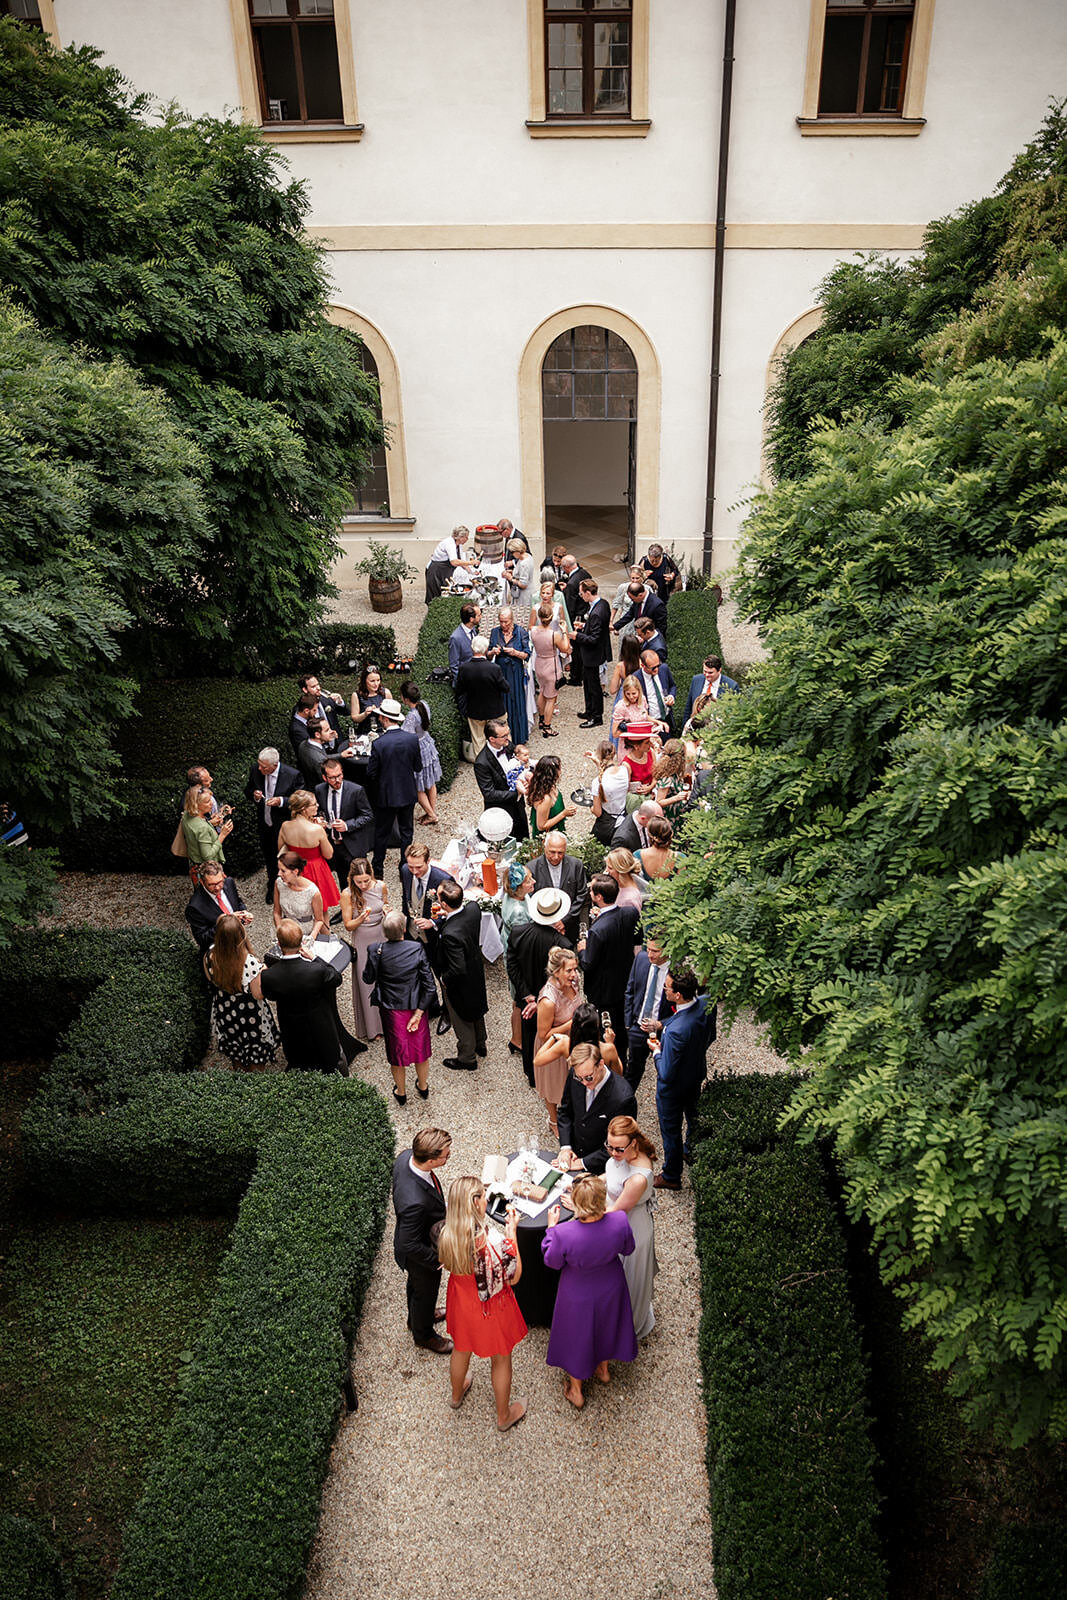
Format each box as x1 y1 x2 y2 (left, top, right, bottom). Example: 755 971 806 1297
424 524 476 602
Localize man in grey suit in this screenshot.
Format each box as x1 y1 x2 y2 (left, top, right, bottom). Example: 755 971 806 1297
611 799 664 855
391 1127 452 1353
315 758 373 891
530 830 588 946
447 602 482 694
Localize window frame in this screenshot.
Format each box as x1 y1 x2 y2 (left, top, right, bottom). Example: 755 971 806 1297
527 0 650 138
798 0 936 136
229 0 362 143
543 0 633 123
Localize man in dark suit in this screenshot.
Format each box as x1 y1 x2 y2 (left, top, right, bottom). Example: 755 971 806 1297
448 602 481 695
556 1052 637 1175
574 578 612 728
561 555 591 685
184 861 251 953
245 746 300 903
297 716 335 784
391 1126 452 1353
434 880 488 1069
400 842 453 961
614 581 668 640
578 874 640 1068
623 935 673 1092
633 617 668 663
256 920 345 1073
681 654 741 727
611 798 664 855
316 758 373 891
649 967 717 1189
530 831 587 946
506 896 574 1084
295 672 346 735
288 691 321 758
473 718 529 839
366 698 422 879
455 637 508 759
638 648 678 736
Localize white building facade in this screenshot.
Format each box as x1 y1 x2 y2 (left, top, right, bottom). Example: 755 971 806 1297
29 0 1067 582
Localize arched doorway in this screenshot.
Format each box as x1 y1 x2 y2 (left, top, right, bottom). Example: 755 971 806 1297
324 304 411 518
519 304 661 575
761 306 825 487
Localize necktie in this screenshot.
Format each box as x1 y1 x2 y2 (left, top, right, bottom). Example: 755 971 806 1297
431 1170 443 1196
330 787 340 822
415 874 425 913
214 890 230 915
640 962 659 1021
649 672 666 717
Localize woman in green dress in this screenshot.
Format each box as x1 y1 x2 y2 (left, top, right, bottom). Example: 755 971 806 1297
181 785 232 867
528 755 577 839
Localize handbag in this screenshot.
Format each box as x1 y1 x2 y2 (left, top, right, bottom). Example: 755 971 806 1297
170 818 188 858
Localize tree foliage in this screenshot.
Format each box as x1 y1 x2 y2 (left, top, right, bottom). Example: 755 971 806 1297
654 109 1067 1444
0 21 382 674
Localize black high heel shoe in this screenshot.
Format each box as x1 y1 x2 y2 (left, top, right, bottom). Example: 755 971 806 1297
392 1087 407 1106
508 1041 522 1057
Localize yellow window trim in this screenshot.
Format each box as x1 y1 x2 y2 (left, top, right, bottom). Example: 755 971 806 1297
37 0 59 43
799 0 936 133
325 305 411 521
527 0 649 135
228 0 361 134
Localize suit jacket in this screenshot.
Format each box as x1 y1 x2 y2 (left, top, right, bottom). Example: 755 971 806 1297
556 1069 638 1173
184 876 247 952
682 672 741 727
638 629 668 663
392 1149 446 1273
624 950 674 1034
505 918 573 1003
580 903 640 1009
616 591 668 637
656 996 717 1097
448 625 476 686
244 762 300 837
298 737 332 785
290 695 343 743
455 658 508 723
363 938 436 1014
530 852 588 946
576 597 612 666
638 662 678 732
563 565 592 625
611 812 645 854
367 727 421 808
259 955 343 1070
437 902 488 1020
315 778 374 868
473 744 529 838
400 862 453 963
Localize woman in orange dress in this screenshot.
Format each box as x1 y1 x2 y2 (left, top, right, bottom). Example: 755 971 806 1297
438 1176 528 1431
276 789 341 915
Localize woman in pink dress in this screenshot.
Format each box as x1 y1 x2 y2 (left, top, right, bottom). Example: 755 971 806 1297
605 847 646 911
533 946 581 1138
276 790 340 914
340 858 386 1042
529 602 571 738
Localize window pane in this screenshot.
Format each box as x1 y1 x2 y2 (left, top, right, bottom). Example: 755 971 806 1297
547 22 582 67
592 0 631 8
251 0 288 15
298 22 343 119
607 372 637 399
818 16 865 114
5 0 43 18
607 332 636 370
548 70 583 114
299 0 334 13
863 15 909 112
549 0 583 8
593 22 629 113
258 27 301 120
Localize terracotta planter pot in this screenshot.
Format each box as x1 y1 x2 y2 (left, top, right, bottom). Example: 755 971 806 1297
368 576 403 613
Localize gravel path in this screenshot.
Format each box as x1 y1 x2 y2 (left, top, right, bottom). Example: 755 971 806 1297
46 584 778 1600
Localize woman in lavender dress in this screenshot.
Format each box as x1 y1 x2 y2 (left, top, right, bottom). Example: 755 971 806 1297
541 1174 637 1409
400 679 442 825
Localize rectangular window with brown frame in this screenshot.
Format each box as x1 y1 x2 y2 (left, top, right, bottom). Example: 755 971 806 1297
545 0 632 120
818 0 914 118
0 0 43 26
248 0 343 126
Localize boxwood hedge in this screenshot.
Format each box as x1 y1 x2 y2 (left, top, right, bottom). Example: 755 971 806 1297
693 1072 886 1600
0 1515 72 1600
666 587 726 700
11 930 394 1600
411 596 466 794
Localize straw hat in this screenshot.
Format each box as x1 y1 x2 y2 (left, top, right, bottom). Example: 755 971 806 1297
528 887 572 927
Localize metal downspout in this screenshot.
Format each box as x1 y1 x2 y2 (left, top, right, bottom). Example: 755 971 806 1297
702 0 737 575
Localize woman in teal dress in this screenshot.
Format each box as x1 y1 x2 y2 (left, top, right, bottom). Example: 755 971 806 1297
500 862 535 1057
488 607 531 743
528 755 577 839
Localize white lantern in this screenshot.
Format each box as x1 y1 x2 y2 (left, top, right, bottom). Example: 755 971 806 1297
477 807 514 844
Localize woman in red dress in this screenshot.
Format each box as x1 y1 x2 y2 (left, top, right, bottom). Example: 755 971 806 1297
276 789 341 915
437 1176 528 1431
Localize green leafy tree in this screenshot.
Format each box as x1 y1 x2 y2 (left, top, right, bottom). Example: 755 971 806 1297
0 22 382 674
654 111 1067 1444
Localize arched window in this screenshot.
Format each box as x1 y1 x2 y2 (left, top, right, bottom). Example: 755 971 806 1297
325 306 411 522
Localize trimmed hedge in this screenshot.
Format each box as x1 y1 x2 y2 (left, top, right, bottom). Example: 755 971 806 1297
0 1516 72 1600
693 1073 886 1600
981 1524 1067 1600
665 587 726 700
11 931 394 1600
411 596 466 794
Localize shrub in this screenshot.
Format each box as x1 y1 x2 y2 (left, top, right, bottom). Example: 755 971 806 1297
10 930 394 1600
693 1073 886 1600
665 588 725 702
981 1523 1067 1600
411 596 466 794
0 1515 72 1600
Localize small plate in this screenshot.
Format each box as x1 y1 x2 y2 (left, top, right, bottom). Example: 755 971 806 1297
570 787 594 808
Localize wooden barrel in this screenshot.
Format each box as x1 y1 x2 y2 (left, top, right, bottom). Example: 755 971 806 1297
474 522 505 564
368 576 403 613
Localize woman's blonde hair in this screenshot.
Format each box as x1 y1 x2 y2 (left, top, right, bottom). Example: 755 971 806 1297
183 785 207 817
437 1175 485 1275
569 1174 607 1221
606 847 638 881
607 1115 657 1162
621 674 643 705
289 789 316 818
547 945 578 981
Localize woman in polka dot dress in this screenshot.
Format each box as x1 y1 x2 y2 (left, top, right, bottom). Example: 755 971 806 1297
204 914 280 1069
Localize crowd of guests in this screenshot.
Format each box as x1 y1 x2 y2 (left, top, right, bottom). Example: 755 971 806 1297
172 534 736 1424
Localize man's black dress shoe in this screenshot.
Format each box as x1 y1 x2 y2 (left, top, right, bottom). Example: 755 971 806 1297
443 1057 477 1071
413 1333 453 1354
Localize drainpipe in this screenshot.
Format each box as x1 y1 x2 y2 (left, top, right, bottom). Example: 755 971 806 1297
702 0 736 575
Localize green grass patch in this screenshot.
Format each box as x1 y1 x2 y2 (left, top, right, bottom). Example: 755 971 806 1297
0 1209 232 1600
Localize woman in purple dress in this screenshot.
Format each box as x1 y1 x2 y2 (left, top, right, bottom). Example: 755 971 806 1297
541 1174 637 1409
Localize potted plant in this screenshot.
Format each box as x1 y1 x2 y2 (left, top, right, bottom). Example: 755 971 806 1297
353 540 416 613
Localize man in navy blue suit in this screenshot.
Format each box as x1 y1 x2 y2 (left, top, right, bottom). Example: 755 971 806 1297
623 935 673 1091
366 699 422 879
447 602 481 701
315 758 374 891
637 648 677 736
400 842 454 963
614 581 668 639
649 967 716 1189
633 616 668 663
681 654 740 728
